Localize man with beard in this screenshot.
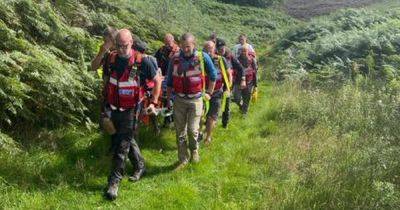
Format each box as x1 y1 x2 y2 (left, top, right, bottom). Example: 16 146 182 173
166 33 216 170
235 45 258 116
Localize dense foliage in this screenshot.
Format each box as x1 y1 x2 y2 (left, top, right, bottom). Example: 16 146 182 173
269 81 400 208
271 3 400 88
1 0 400 209
0 0 294 145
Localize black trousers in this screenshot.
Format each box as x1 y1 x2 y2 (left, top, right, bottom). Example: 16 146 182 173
233 83 254 115
221 96 231 128
108 108 145 185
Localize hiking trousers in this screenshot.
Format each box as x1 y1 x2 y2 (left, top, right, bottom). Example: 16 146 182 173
233 83 254 114
108 108 145 185
173 96 203 163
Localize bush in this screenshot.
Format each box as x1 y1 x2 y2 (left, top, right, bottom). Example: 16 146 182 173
273 81 400 208
272 5 400 85
0 0 294 140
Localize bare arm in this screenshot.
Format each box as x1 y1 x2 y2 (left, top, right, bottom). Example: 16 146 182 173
91 42 113 71
151 73 162 104
207 81 216 95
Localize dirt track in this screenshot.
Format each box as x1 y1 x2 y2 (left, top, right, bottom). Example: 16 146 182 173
284 0 384 19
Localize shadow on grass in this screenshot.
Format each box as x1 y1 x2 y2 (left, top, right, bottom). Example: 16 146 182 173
0 125 177 194
136 123 176 152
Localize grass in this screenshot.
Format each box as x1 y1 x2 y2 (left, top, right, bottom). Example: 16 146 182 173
0 83 275 209
2 81 400 209
2 1 400 208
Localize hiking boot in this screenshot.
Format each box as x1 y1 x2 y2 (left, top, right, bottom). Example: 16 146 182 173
191 150 200 163
174 161 188 171
222 123 228 129
128 168 145 182
105 182 119 200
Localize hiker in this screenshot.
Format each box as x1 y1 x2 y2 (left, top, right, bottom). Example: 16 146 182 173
209 32 217 44
154 33 180 76
103 29 160 200
215 38 245 127
235 45 258 116
202 40 231 144
166 33 217 170
133 39 163 136
90 26 118 118
233 34 256 58
154 34 180 126
91 26 118 73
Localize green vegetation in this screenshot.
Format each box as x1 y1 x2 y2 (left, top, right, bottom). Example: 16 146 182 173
263 2 400 208
271 1 400 86
1 0 400 209
0 0 294 144
2 81 399 209
217 0 283 8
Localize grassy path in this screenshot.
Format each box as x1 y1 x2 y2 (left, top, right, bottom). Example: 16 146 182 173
1 83 288 209
2 82 393 209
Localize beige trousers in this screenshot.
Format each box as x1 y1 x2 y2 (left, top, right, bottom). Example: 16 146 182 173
173 96 203 163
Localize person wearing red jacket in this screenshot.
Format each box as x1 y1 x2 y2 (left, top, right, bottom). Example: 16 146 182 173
103 29 161 200
203 41 231 145
166 33 217 170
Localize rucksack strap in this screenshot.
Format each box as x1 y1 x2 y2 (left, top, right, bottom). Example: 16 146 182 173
218 56 231 93
198 51 206 93
198 51 210 117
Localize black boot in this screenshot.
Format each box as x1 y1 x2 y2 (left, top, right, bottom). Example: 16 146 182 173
128 168 146 182
128 138 146 181
222 97 231 128
105 182 119 200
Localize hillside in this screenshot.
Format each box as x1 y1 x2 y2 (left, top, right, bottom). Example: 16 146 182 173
1 0 400 209
0 0 294 145
284 0 384 19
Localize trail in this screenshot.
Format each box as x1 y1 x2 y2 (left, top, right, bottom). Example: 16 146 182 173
0 82 282 209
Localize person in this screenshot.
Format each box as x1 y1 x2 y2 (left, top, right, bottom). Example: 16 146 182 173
103 29 160 200
154 34 180 127
166 33 217 170
90 26 118 116
154 33 180 76
215 38 245 128
232 34 256 59
133 39 163 136
202 41 231 145
235 45 258 116
91 26 118 73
